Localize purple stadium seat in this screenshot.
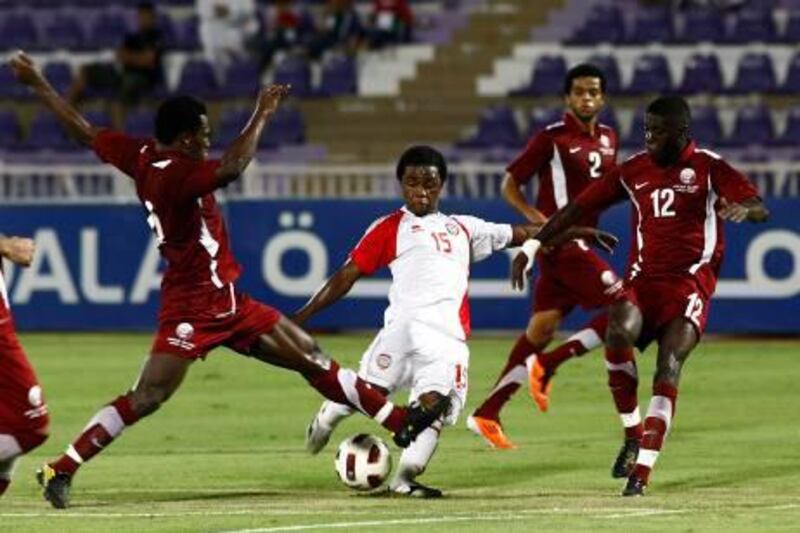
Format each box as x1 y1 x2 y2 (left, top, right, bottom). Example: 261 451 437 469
0 12 39 51
0 111 21 147
568 5 624 44
690 106 723 147
774 106 800 146
780 52 800 94
84 110 113 129
43 62 74 95
598 107 619 134
316 54 357 96
623 109 646 149
158 14 177 50
730 53 776 94
511 55 567 97
678 54 723 94
273 55 312 97
726 105 774 147
727 7 776 43
173 16 200 50
261 106 306 147
458 105 520 149
0 64 29 99
679 8 725 43
782 10 800 43
214 109 251 148
220 60 261 98
45 14 85 50
87 11 131 49
20 112 76 151
626 54 672 95
175 59 218 98
124 109 154 137
586 54 621 94
627 7 674 44
525 107 561 139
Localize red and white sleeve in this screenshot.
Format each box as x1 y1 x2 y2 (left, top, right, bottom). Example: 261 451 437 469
349 211 403 275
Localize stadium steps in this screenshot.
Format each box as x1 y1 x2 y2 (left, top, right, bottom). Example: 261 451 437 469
296 0 566 163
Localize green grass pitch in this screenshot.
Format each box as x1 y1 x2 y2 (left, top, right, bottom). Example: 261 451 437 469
1 333 799 531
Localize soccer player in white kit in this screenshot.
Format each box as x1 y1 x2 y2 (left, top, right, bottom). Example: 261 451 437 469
293 146 617 497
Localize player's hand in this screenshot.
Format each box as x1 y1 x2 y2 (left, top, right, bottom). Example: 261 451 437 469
0 237 35 267
9 51 46 89
511 250 532 291
257 84 291 116
718 198 749 223
587 229 618 254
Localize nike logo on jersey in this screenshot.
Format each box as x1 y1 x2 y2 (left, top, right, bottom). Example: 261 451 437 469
152 159 173 169
634 182 649 190
569 146 581 153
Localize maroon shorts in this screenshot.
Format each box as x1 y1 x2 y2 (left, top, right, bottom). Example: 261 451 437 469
0 316 49 435
534 241 622 314
152 285 282 360
620 275 712 348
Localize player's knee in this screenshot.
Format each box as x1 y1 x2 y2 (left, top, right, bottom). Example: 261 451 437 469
606 317 636 348
417 391 447 411
654 354 684 386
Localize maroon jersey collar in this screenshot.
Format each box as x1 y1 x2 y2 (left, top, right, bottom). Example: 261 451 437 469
563 111 599 138
679 140 697 163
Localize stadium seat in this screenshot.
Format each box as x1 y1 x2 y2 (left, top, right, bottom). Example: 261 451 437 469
316 54 358 96
524 107 561 139
220 60 261 98
730 53 777 94
773 106 800 146
623 109 645 149
627 7 674 44
273 56 312 98
214 109 251 148
19 112 77 151
43 62 74 95
586 54 621 95
726 105 774 147
0 12 39 51
568 5 624 44
678 54 723 95
511 55 567 97
84 110 113 129
458 105 520 148
175 59 219 98
261 106 306 147
173 16 200 51
779 52 800 94
626 54 672 95
87 10 131 49
123 108 154 137
45 14 85 50
597 107 619 135
690 106 723 147
781 9 800 43
0 110 21 147
0 64 30 99
727 7 776 43
679 8 725 43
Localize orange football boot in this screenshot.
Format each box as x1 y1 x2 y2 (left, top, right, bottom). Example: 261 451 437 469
527 355 553 412
466 415 517 449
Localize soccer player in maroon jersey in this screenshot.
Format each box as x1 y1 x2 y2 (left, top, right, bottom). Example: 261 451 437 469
0 235 49 498
468 64 619 449
10 51 444 509
512 96 769 496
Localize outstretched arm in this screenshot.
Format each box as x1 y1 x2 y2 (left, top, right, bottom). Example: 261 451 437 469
292 261 364 325
718 197 769 223
0 235 35 267
215 84 290 184
10 51 98 146
501 173 547 224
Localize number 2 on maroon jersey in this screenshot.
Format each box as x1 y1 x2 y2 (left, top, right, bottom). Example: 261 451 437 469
588 151 602 178
684 292 703 327
431 232 452 253
144 200 165 245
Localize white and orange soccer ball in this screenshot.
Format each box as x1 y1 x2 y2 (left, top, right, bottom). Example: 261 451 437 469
334 434 392 491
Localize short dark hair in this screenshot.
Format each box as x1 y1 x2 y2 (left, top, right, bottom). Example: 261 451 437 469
646 95 691 123
563 63 606 94
154 96 207 145
396 145 448 182
137 1 155 12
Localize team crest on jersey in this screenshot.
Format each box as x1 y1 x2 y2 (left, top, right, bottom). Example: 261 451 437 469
680 168 696 184
445 223 459 236
376 353 392 370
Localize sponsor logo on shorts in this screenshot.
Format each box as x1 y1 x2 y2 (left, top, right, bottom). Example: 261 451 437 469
376 353 392 370
167 337 196 351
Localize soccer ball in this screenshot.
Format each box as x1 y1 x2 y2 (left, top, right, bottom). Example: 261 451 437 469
334 434 392 490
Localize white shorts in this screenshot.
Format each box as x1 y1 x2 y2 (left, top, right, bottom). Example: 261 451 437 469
358 319 469 426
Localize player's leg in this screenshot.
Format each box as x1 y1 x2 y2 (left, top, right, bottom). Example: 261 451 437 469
0 431 48 497
538 313 608 373
625 318 698 496
390 417 443 498
40 352 191 508
248 316 447 446
468 309 560 448
605 299 645 479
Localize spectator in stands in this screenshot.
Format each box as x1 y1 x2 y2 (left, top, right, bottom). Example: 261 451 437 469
367 0 413 49
67 2 164 108
256 0 316 71
197 0 260 76
308 0 364 59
